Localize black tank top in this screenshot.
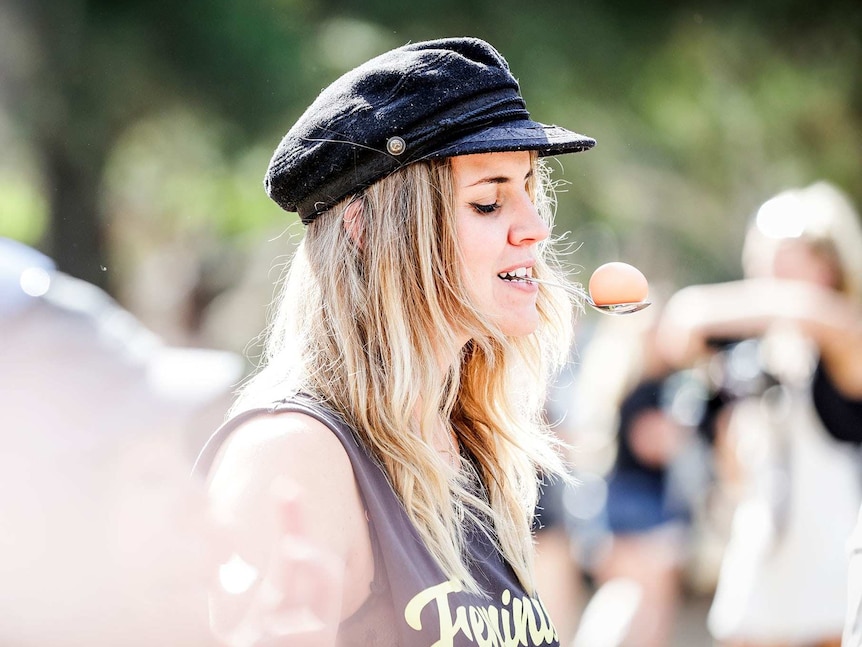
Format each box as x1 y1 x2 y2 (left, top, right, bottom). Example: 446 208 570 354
193 397 560 647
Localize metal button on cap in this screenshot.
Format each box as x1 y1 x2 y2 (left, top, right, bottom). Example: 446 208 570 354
386 136 406 156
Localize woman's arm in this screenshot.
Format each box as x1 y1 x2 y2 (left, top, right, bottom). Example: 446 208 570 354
658 279 862 398
205 412 374 647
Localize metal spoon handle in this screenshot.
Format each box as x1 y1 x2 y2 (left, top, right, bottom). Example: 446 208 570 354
524 277 651 315
523 276 589 299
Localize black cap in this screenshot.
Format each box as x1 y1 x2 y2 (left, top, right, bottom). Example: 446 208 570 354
265 37 596 224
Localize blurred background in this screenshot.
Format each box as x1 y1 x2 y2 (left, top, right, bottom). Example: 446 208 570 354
3 0 860 354
2 1 861 645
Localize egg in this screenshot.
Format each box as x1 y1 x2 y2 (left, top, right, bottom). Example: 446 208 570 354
588 262 649 306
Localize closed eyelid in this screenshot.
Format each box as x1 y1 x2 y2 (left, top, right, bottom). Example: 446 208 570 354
470 201 501 214
465 186 501 204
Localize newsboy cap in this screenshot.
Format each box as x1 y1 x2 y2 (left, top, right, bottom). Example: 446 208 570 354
265 37 596 224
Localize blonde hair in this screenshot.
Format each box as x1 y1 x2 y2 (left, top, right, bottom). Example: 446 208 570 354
235 154 575 593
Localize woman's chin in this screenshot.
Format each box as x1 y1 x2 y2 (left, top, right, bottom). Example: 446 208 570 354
499 312 540 338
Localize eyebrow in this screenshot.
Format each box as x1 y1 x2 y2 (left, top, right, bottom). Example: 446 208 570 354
467 168 533 188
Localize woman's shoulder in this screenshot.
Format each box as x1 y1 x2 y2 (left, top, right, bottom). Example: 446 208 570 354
226 406 346 450
208 408 355 499
207 408 366 560
205 407 378 629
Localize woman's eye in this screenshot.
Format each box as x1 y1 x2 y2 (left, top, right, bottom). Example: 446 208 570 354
471 202 501 214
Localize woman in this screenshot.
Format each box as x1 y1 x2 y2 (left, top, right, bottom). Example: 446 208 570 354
194 38 595 646
658 181 862 647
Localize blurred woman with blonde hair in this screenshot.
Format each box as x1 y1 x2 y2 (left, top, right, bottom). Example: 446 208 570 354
659 181 862 647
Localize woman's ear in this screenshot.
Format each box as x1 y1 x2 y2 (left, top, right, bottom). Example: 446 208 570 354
343 198 364 248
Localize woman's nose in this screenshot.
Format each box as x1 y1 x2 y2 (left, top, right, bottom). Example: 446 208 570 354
509 192 549 246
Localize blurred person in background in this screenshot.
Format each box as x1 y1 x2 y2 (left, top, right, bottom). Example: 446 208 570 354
193 36 597 647
573 305 709 647
0 237 230 644
0 237 339 646
842 449 862 645
658 182 862 647
532 476 586 647
533 373 589 645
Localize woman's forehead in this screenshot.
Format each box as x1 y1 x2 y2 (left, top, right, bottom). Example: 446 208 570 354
450 151 533 185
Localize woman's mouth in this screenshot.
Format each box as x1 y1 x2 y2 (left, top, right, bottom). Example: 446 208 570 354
497 267 532 282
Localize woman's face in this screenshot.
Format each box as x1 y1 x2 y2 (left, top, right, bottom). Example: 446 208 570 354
771 238 842 290
451 151 549 338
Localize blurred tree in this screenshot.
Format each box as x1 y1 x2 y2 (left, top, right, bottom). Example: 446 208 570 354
0 0 316 290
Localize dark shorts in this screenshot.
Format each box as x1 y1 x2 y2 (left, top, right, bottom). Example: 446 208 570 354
605 470 690 534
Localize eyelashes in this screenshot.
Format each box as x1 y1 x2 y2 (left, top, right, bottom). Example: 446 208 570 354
470 202 501 214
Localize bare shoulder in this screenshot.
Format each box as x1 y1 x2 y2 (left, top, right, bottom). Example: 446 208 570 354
205 410 375 630
207 410 364 564
208 411 354 493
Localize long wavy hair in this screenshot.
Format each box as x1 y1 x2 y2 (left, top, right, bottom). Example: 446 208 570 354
234 153 577 593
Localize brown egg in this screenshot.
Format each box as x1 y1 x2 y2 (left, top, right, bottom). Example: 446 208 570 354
588 262 649 306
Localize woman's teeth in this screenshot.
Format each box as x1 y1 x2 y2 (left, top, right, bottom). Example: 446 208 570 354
498 267 530 281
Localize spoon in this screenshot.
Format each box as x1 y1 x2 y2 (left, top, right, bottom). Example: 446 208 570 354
524 277 652 315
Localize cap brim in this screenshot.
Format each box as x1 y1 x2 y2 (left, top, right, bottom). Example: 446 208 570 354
425 119 596 160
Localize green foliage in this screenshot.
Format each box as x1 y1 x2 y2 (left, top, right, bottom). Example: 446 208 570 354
0 177 47 244
104 108 285 239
